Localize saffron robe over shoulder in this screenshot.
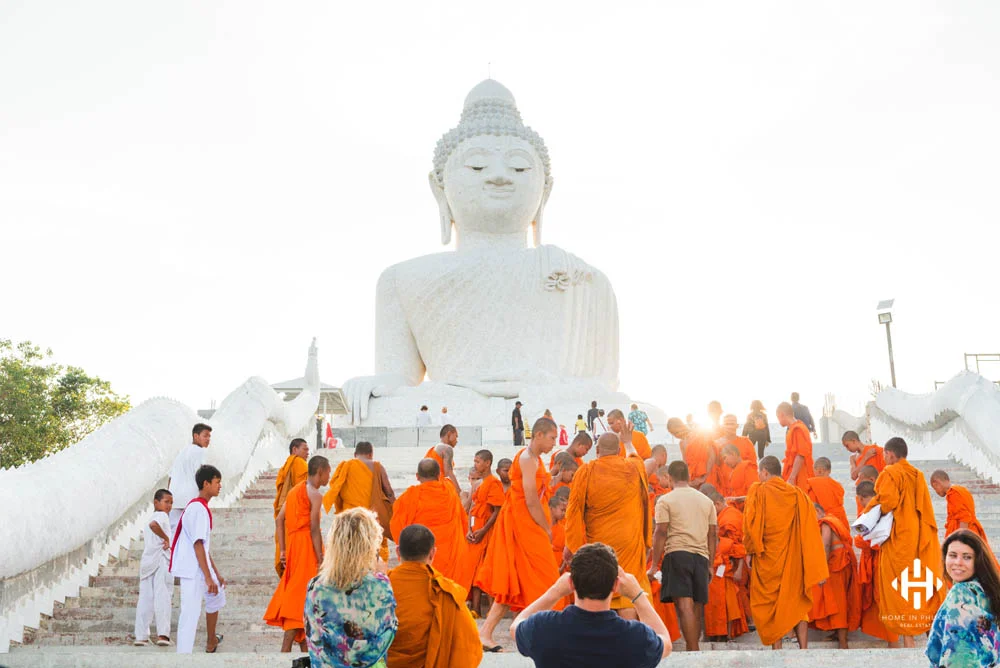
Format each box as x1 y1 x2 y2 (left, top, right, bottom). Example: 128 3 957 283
945 484 987 539
705 536 748 638
856 444 886 478
806 476 850 530
808 516 861 632
273 455 308 575
264 482 319 639
743 476 828 646
853 534 899 642
725 460 759 512
475 448 560 611
683 432 717 486
387 561 483 668
424 446 448 481
565 456 651 609
390 481 467 581
452 474 506 595
322 459 373 513
863 459 945 635
617 430 653 460
781 420 814 490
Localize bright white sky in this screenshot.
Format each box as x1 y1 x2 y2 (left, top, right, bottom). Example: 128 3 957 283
2 1 998 424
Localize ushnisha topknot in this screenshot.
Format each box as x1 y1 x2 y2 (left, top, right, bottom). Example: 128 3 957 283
432 79 552 186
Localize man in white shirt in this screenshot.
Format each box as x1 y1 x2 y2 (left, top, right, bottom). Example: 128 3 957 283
167 423 212 526
169 464 226 654
416 405 433 427
439 406 450 426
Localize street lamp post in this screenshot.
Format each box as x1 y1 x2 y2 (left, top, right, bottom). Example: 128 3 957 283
877 299 897 388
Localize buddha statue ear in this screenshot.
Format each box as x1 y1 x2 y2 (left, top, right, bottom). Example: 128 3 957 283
429 171 454 245
531 177 554 248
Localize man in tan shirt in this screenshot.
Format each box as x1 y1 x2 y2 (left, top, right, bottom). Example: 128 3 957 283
647 460 718 651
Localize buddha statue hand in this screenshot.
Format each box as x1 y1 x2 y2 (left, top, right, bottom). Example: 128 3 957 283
342 373 408 423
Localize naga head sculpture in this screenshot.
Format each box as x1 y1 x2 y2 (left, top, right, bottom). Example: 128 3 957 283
430 80 553 247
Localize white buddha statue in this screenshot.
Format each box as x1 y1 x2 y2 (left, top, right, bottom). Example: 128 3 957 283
343 80 621 423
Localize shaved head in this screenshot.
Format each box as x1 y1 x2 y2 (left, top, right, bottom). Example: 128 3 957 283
307 455 331 476
885 437 908 460
856 481 876 500
815 457 831 472
606 408 624 421
596 433 620 456
666 417 689 437
554 451 579 471
776 402 794 417
841 430 861 444
759 456 782 477
930 469 950 483
858 465 879 481
721 444 740 458
416 458 440 481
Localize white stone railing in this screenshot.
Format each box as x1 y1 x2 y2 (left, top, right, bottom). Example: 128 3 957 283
0 342 320 652
868 371 1000 485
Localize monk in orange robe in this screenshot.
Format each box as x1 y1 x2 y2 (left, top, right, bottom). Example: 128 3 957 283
668 417 718 490
496 458 512 495
854 481 899 645
714 492 751 628
548 431 592 469
743 455 828 649
272 439 309 575
705 534 749 640
608 408 653 459
855 465 879 514
390 458 467 581
549 489 570 570
808 504 861 648
453 449 506 616
388 524 483 668
719 444 759 512
842 431 886 482
565 433 651 619
719 414 757 464
805 457 850 529
322 441 396 561
644 444 668 483
425 424 461 493
264 456 331 651
476 418 561 650
776 402 814 490
863 437 945 647
549 451 578 494
931 469 989 540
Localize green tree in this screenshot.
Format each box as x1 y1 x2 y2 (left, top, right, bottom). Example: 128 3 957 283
0 340 131 468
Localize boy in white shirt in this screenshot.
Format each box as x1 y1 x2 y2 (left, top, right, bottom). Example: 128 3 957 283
134 489 175 646
169 464 226 654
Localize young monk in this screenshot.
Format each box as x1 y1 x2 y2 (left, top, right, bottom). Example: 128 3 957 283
718 414 757 464
863 437 945 647
703 490 748 641
667 417 717 490
390 458 468 581
273 439 309 575
564 432 651 620
323 441 396 561
930 470 988 540
264 456 331 651
607 409 652 459
712 487 751 629
549 488 570 571
805 457 850 529
425 424 461 493
842 431 886 481
477 418 561 651
645 445 668 482
496 458 512 494
776 402 813 490
743 456 827 649
808 503 861 649
853 481 899 646
720 444 759 512
548 431 593 469
549 452 579 494
453 450 506 617
855 465 879 513
388 524 483 668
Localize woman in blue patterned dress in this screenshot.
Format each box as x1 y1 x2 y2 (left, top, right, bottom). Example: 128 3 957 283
926 529 1000 667
304 507 397 668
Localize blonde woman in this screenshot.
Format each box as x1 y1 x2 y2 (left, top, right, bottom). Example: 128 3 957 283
304 508 397 668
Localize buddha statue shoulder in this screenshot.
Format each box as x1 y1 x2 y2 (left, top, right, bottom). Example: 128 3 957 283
343 80 620 422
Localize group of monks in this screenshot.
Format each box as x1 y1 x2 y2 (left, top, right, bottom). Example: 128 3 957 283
260 402 993 660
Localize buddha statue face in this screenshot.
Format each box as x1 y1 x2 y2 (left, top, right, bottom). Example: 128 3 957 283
440 134 547 240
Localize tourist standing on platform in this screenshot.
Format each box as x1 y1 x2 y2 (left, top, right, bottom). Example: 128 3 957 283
742 400 771 461
273 438 309 575
586 400 600 433
133 489 174 647
416 405 433 427
513 401 525 446
926 530 1000 667
439 406 449 425
167 423 211 526
170 464 226 654
790 392 817 438
628 403 652 435
592 409 608 438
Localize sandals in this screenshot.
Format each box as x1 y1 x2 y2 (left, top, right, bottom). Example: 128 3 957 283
155 637 172 646
206 633 223 653
482 644 504 653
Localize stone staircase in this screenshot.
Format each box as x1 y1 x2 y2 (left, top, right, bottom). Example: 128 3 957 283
6 440 994 666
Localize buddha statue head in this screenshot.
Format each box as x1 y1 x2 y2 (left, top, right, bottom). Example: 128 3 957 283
430 80 553 247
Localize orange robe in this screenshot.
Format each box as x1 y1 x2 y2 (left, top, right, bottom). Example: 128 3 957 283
806 476 850 530
864 459 945 635
809 516 861 632
452 475 506 595
720 436 757 464
387 561 483 668
743 476 828 646
617 430 652 460
854 534 899 642
390 481 467 581
725 460 759 512
552 481 572 495
273 455 308 575
565 456 651 609
945 484 987 539
551 518 566 569
323 458 392 561
475 448 560 611
854 444 886 478
705 536 749 638
782 420 814 491
683 432 718 488
717 505 750 622
549 448 584 470
263 482 318 639
424 445 448 481
649 581 682 641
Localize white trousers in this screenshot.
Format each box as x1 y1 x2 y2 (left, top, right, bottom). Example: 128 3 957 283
134 566 172 640
176 573 226 654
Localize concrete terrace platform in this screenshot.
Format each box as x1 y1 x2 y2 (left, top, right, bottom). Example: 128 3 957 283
6 436 995 665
